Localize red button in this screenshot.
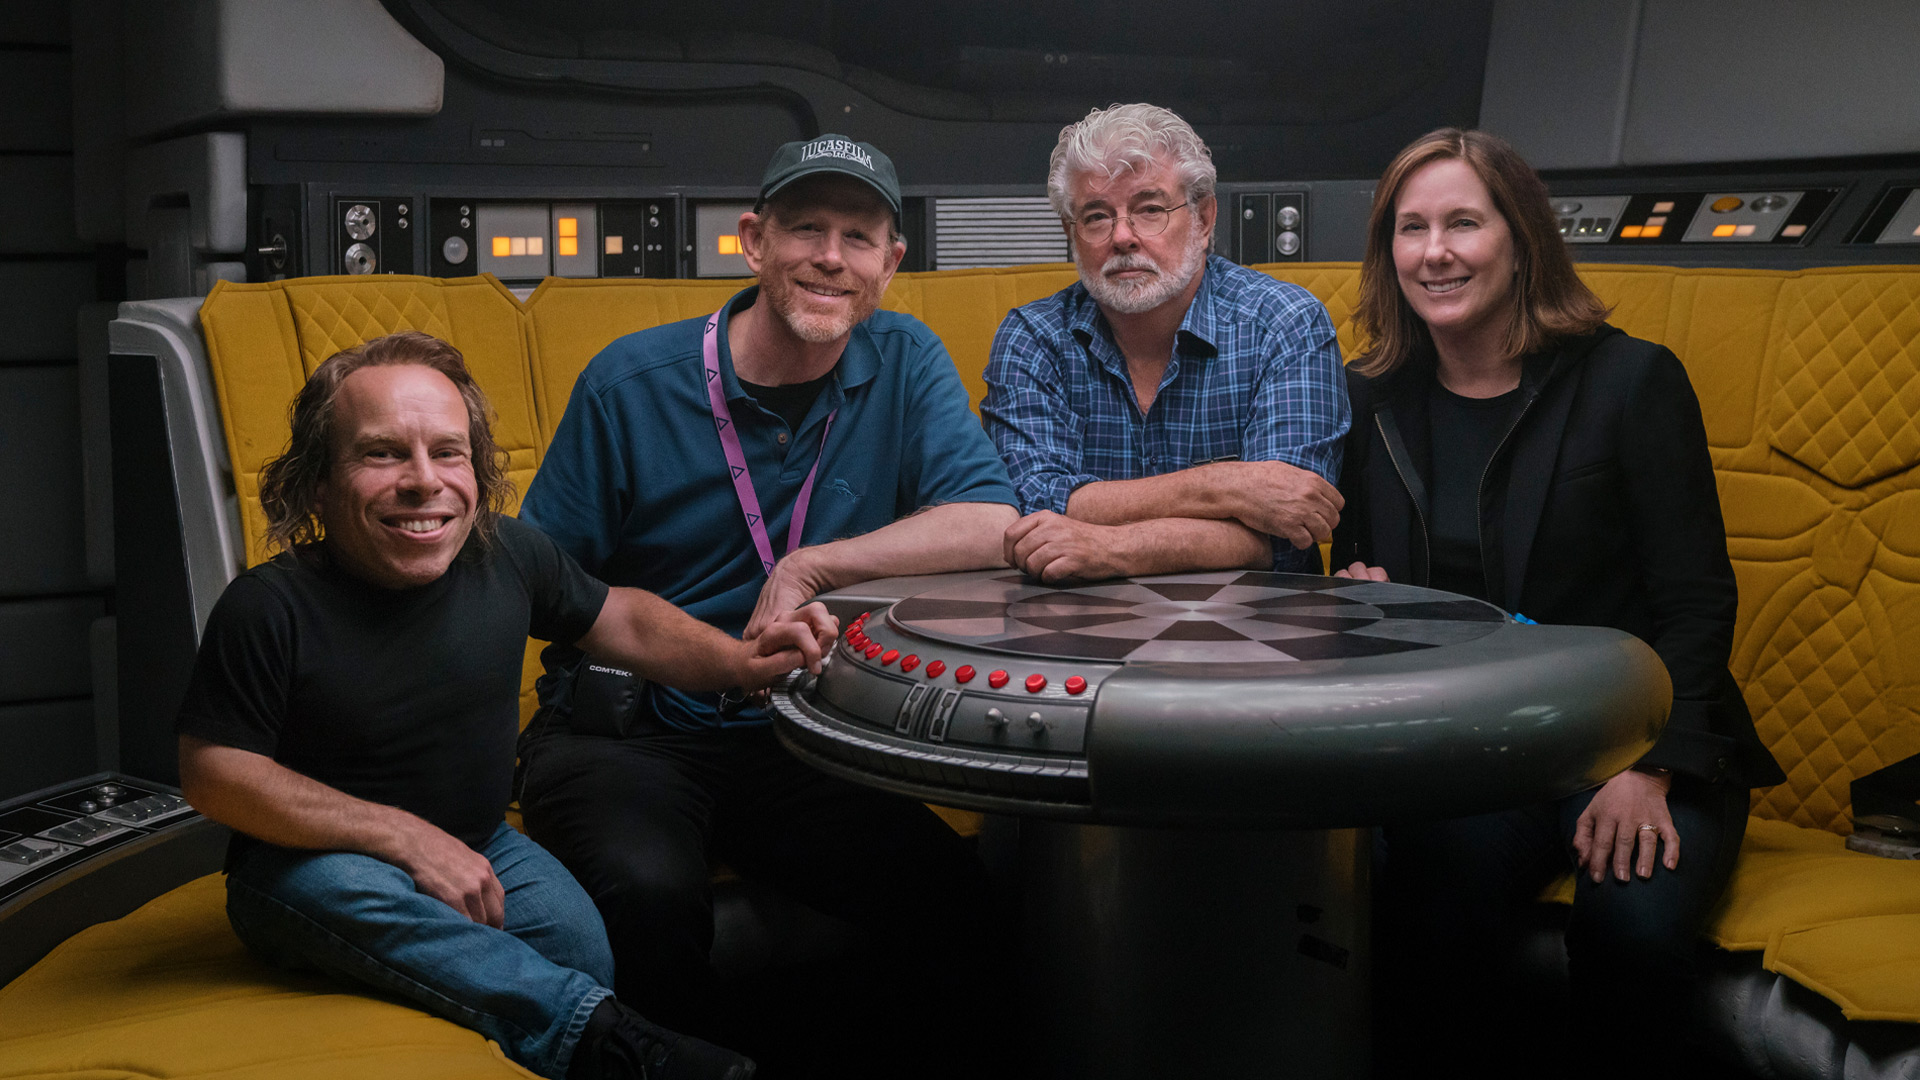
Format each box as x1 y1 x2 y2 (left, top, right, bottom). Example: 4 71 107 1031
925 661 947 679
1025 674 1047 693
850 632 867 649
954 665 976 684
900 654 920 672
1065 676 1088 695
988 669 1009 689
881 649 900 666
858 612 871 623
865 643 883 659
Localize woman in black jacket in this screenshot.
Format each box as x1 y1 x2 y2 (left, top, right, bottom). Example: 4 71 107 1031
1331 129 1784 1077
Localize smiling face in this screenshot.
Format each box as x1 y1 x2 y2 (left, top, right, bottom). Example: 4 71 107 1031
1391 157 1519 354
1067 153 1215 316
314 364 479 590
740 176 904 346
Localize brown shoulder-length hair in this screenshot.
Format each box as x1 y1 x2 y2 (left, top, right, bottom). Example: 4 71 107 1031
1350 127 1609 378
257 330 512 554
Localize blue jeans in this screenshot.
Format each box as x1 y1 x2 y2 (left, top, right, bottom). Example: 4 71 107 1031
226 822 613 1079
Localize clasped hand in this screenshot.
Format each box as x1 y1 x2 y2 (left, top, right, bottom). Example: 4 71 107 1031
1209 460 1343 550
1003 511 1129 583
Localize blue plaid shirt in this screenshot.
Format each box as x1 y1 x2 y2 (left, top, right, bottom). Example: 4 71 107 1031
981 255 1349 572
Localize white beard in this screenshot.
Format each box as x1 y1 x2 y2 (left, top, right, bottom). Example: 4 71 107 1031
1077 233 1209 315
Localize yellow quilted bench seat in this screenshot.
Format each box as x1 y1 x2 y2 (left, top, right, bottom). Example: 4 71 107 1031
72 260 1908 1069
0 874 532 1079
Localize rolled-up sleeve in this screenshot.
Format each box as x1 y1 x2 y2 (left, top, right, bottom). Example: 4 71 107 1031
982 309 1104 514
1241 296 1349 485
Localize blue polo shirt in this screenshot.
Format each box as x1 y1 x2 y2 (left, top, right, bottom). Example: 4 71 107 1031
520 285 1017 731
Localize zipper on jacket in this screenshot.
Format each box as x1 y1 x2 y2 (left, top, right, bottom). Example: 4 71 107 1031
1475 391 1541 603
1375 412 1431 584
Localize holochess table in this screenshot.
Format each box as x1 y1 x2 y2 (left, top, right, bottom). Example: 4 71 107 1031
773 570 1670 1079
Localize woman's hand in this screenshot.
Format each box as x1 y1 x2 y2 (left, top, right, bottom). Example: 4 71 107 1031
1572 769 1678 883
1333 561 1389 581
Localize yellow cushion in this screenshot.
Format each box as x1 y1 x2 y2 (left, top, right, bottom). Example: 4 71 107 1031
1707 817 1920 951
521 276 752 443
1768 914 1920 1022
199 274 538 568
0 874 533 1078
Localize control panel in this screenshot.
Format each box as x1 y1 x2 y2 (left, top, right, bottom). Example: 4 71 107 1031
1235 192 1309 263
0 776 202 906
1551 188 1838 249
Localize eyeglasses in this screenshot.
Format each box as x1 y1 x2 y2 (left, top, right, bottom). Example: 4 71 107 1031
1071 202 1190 243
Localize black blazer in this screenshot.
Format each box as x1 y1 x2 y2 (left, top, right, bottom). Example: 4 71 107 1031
1331 326 1784 789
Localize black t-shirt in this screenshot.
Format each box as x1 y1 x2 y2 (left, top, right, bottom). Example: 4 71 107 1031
1426 382 1525 601
740 371 832 433
176 515 609 853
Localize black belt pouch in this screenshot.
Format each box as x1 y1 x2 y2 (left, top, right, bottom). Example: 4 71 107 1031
568 658 645 738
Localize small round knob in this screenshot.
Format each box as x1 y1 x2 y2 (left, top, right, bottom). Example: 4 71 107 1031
1277 205 1300 229
985 707 1007 728
1276 231 1301 256
442 236 470 265
1026 712 1047 733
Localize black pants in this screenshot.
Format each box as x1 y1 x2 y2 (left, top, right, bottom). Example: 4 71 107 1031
1375 776 1749 1080
517 712 1000 1077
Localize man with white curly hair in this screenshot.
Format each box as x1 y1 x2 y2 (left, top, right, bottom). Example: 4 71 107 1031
983 103 1351 581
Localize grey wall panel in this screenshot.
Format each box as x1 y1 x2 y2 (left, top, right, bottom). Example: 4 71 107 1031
0 261 95 360
1623 1 1920 166
0 700 95 801
70 0 125 243
0 366 88 597
1478 0 1641 169
0 51 71 152
123 0 442 140
0 2 69 46
0 596 104 703
0 158 86 254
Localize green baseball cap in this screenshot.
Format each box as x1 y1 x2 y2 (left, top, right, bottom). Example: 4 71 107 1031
757 134 902 219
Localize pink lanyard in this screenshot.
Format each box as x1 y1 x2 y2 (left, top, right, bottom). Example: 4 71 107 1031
703 311 837 575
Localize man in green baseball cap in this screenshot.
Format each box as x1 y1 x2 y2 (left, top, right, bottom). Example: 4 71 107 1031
516 130 1017 1077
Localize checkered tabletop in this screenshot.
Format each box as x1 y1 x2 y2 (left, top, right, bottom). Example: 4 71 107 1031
888 571 1508 666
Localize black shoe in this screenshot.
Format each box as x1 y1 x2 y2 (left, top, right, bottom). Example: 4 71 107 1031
569 998 756 1080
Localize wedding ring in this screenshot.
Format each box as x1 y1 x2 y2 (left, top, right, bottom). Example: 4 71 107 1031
1637 823 1658 832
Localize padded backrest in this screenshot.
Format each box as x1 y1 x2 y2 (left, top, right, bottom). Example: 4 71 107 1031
521 277 752 443
1729 269 1920 833
198 275 537 568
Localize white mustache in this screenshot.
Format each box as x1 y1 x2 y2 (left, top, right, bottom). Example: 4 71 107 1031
1101 253 1161 277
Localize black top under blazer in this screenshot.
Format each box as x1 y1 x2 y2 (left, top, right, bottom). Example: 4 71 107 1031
1331 325 1785 789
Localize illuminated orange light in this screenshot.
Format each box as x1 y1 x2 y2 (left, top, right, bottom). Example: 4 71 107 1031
605 235 623 254
1712 224 1737 238
492 236 512 257
1619 225 1643 238
1642 225 1662 238
718 235 743 255
559 237 578 256
558 217 578 238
